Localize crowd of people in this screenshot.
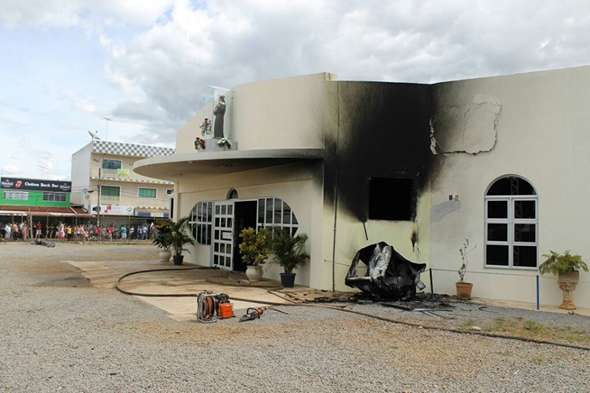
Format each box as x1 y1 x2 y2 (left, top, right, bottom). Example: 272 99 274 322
1 222 157 241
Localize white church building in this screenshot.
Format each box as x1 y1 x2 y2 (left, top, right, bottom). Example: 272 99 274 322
134 66 590 309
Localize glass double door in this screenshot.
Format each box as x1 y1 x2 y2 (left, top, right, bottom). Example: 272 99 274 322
211 201 234 270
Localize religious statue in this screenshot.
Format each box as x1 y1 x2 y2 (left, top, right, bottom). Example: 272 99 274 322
213 96 226 138
199 118 212 137
194 137 206 150
217 137 232 149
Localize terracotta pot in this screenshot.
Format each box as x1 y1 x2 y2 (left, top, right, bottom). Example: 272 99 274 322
246 265 263 282
456 281 473 300
558 271 580 310
158 250 171 263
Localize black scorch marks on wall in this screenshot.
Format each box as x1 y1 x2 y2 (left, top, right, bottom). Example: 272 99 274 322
324 82 434 221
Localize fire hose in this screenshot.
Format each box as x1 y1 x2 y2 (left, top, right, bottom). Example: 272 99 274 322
114 267 590 352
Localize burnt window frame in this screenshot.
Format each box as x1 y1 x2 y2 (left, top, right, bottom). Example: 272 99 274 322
368 177 417 221
484 175 538 270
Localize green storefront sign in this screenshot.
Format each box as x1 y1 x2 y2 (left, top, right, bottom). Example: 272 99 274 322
0 177 71 208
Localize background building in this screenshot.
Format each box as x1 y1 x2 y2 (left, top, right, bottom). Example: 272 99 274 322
0 176 89 225
71 140 174 226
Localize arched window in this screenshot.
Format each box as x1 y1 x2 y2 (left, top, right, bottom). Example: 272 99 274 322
226 188 238 199
485 176 537 268
256 197 299 237
189 201 213 245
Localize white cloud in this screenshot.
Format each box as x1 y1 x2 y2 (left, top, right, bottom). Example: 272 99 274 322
0 0 175 28
5 0 590 153
0 136 69 180
101 0 590 144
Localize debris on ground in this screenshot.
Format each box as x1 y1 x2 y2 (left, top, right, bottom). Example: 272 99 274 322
379 294 456 318
379 293 453 310
32 239 55 248
345 242 426 300
276 288 358 303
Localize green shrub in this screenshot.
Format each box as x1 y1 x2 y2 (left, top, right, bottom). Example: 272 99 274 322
539 250 589 275
269 228 308 274
238 227 270 266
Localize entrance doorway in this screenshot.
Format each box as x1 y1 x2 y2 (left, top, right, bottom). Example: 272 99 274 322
232 200 258 272
211 201 234 270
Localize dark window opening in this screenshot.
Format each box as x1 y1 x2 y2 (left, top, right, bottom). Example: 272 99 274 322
487 176 535 196
513 246 537 267
486 245 509 266
102 159 122 170
227 188 238 199
368 178 415 221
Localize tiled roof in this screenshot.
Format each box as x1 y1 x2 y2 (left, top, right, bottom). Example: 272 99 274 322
92 140 174 158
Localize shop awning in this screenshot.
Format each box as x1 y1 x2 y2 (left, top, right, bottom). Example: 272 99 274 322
0 206 93 218
133 148 324 179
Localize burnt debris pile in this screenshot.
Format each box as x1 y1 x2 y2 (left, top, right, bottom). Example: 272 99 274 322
345 242 426 300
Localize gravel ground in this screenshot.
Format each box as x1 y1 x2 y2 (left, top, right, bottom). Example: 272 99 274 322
1 242 589 393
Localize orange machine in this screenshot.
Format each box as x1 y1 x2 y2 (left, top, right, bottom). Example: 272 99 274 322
218 302 234 319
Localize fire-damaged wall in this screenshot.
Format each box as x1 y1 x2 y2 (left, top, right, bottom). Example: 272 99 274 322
428 66 590 308
321 81 434 291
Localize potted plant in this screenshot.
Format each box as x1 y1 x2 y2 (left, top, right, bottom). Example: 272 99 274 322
456 239 474 299
270 228 308 288
539 250 588 310
152 221 173 263
169 217 195 265
239 227 270 282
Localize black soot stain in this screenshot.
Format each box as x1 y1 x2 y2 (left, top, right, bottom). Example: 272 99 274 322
324 81 434 221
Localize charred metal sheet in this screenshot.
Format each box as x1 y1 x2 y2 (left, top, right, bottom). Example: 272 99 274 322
345 242 426 300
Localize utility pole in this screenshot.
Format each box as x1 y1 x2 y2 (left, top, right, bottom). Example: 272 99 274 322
96 168 101 231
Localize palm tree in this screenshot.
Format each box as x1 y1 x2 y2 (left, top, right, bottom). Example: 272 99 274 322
168 217 195 265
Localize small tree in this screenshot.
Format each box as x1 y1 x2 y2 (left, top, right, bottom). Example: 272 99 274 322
270 228 308 274
239 227 270 266
152 221 172 251
169 217 195 258
458 238 475 282
539 250 589 275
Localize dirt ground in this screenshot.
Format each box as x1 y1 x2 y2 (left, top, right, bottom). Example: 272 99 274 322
1 242 589 393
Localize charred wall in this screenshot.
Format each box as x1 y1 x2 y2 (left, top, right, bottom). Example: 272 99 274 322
324 81 434 222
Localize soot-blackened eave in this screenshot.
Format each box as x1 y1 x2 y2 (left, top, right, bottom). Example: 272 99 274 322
324 81 434 221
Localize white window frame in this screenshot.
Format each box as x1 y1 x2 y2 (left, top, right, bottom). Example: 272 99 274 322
42 191 67 202
138 187 157 198
189 201 213 245
484 195 538 269
4 191 28 200
256 197 299 237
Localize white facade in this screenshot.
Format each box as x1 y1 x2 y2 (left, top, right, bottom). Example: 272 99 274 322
71 140 175 223
135 67 590 309
429 66 590 308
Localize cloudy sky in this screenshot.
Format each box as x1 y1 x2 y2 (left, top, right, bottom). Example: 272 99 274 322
1 0 590 180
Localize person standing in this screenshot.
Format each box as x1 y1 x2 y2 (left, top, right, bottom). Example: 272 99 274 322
12 223 19 240
120 225 127 240
22 223 29 241
4 223 11 240
35 222 42 240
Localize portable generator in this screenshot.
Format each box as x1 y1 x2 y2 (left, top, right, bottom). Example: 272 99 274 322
196 291 234 323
